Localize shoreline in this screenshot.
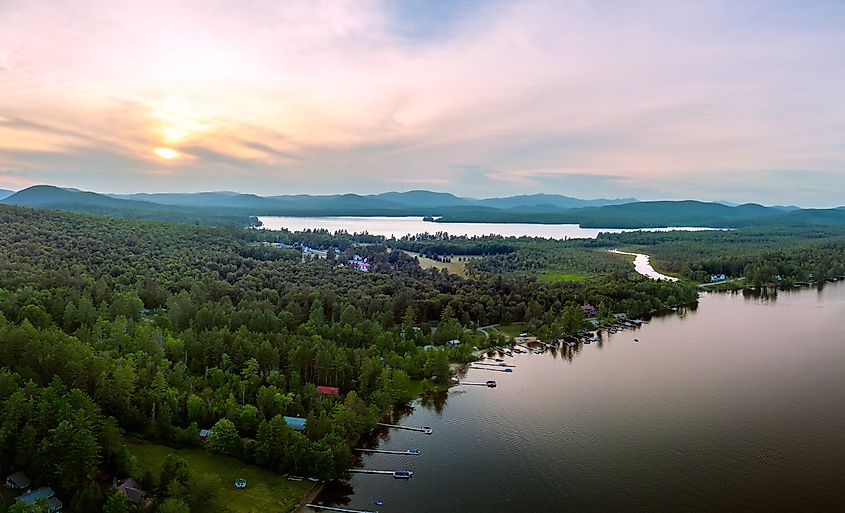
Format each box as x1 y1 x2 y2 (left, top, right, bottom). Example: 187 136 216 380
292 482 325 513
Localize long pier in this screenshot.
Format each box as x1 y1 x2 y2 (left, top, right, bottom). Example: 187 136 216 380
474 362 516 368
460 381 497 387
354 448 420 456
377 422 432 434
306 504 378 513
468 365 513 373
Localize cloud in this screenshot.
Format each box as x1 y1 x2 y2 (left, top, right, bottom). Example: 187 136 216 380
0 0 844 205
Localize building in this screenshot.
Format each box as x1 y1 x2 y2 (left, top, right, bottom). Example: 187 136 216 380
284 416 307 432
316 385 340 396
117 477 147 504
5 472 30 490
348 255 370 271
710 274 727 282
199 428 213 440
581 304 597 317
445 339 462 348
16 487 62 512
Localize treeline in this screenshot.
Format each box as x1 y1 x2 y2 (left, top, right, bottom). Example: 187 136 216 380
0 205 699 512
598 227 845 285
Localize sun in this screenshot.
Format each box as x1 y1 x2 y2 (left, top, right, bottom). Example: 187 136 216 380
153 147 180 160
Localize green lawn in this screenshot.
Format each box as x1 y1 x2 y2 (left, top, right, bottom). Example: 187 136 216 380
127 439 313 513
496 323 526 338
538 271 590 283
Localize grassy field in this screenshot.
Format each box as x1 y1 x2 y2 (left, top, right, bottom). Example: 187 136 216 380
402 251 479 276
496 323 527 338
127 439 313 513
538 271 590 283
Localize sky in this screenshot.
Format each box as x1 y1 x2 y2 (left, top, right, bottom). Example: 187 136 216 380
1 0 844 206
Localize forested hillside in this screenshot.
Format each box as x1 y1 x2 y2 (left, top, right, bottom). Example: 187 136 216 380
0 205 698 512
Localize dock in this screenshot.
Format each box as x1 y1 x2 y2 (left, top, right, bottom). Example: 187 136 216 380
468 365 513 373
354 448 420 456
475 362 516 368
306 504 378 513
460 380 497 387
376 423 432 434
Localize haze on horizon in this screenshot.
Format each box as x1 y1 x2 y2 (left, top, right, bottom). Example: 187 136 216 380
1 0 844 207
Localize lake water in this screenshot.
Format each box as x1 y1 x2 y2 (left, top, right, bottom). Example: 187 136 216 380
317 283 845 512
258 216 716 239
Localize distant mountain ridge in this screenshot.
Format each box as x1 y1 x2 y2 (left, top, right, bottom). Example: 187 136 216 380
111 189 637 211
0 189 14 201
4 184 845 229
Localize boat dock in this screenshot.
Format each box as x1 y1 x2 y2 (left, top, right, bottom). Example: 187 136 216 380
354 448 420 456
376 423 432 434
460 380 497 387
475 362 516 368
468 365 513 373
306 504 378 513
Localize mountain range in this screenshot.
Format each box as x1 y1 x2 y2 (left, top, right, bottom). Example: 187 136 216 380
3 185 845 229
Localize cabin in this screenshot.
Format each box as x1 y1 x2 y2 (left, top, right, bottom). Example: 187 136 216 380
199 428 213 440
117 477 147 504
284 416 307 432
16 487 62 512
445 339 462 348
316 385 340 396
710 274 727 282
5 472 30 490
581 304 597 317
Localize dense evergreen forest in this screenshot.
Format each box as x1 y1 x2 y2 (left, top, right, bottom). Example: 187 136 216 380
0 205 700 512
597 228 845 286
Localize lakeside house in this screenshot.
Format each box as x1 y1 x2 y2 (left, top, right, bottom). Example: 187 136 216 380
16 487 62 512
348 255 370 272
316 385 340 396
581 304 597 317
116 477 148 505
5 472 30 491
284 416 307 432
710 273 727 282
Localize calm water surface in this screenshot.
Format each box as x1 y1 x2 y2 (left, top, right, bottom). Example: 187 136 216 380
259 216 716 239
318 283 845 512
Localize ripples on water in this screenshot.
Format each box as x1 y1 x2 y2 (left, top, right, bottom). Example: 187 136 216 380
318 283 845 513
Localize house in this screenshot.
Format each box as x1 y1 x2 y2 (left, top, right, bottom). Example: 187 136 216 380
581 304 597 317
199 429 213 440
445 339 462 348
348 255 371 272
5 472 30 490
284 416 307 432
117 477 147 504
16 487 62 513
316 385 340 396
270 242 293 249
710 274 727 282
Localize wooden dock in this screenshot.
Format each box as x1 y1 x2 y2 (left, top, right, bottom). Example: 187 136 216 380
468 365 513 373
306 504 378 513
460 381 497 387
376 422 432 434
354 448 420 456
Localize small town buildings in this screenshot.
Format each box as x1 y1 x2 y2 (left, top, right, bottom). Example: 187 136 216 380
5 472 30 490
581 304 597 317
284 416 307 431
316 385 340 396
16 487 62 512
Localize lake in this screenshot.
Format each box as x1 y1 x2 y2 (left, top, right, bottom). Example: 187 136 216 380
258 216 717 239
316 283 845 512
